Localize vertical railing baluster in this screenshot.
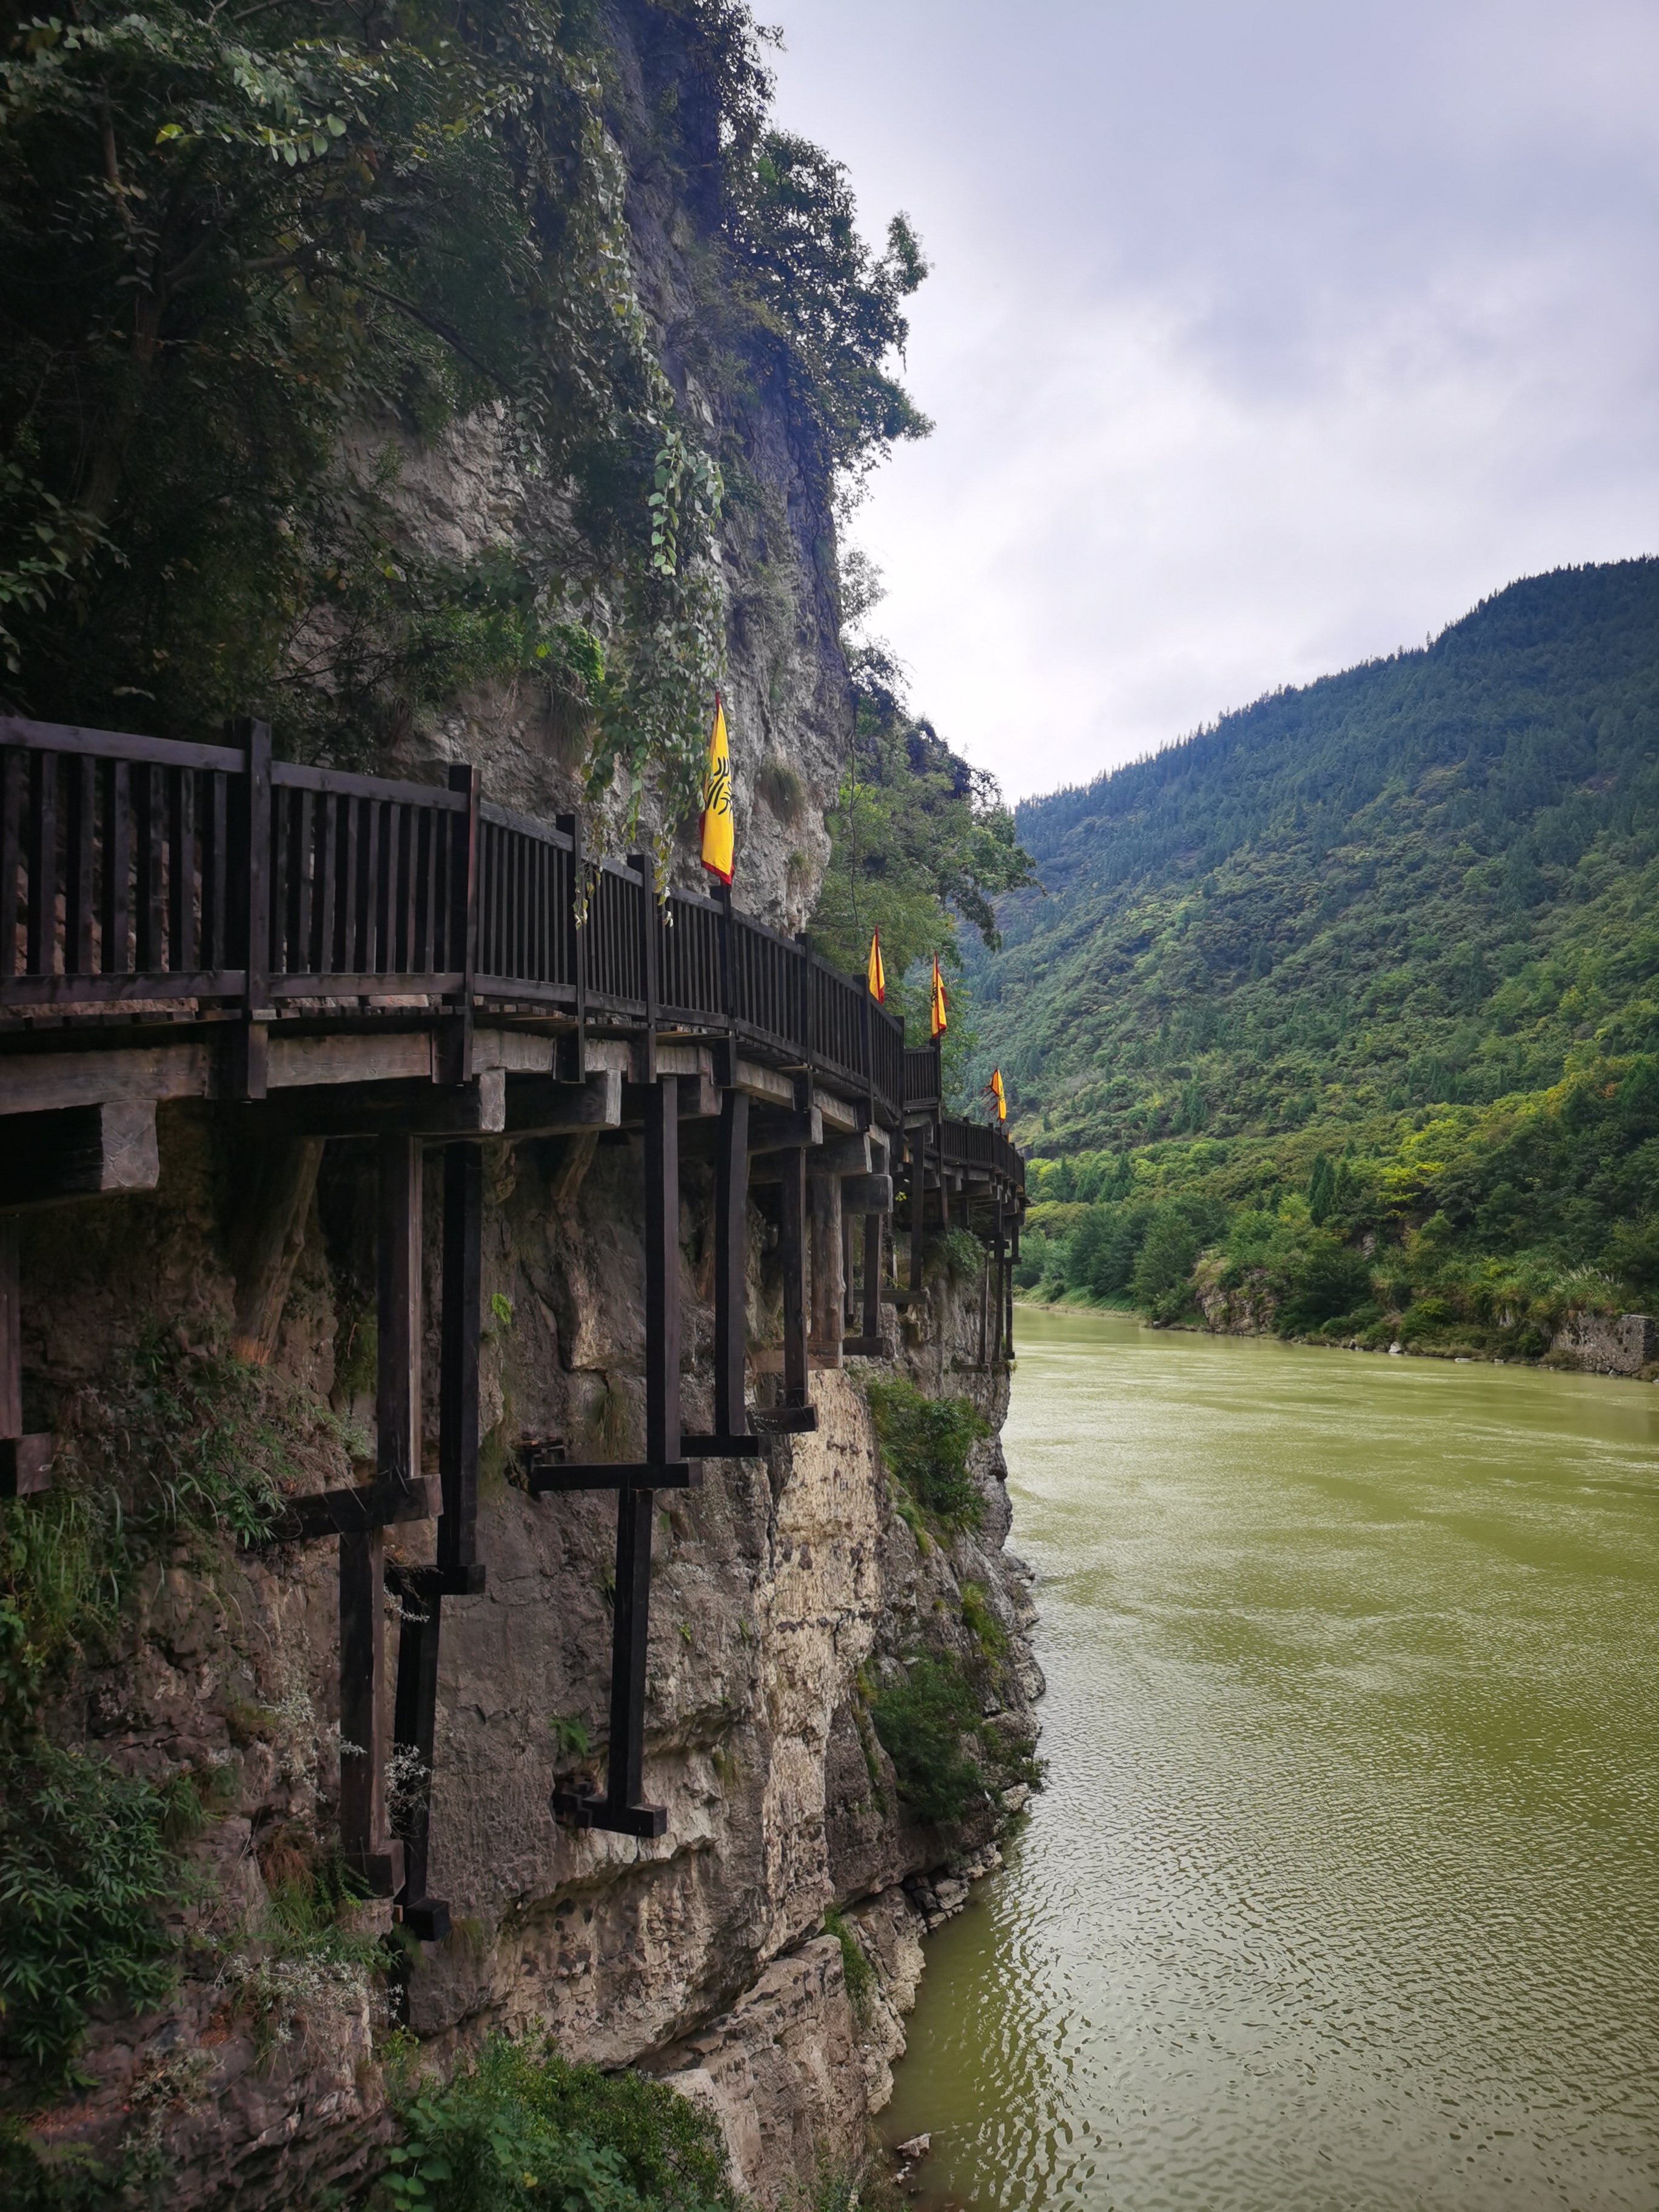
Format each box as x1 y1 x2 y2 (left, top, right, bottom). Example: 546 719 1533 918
26 749 58 977
1 748 22 980
364 800 384 975
316 791 338 977
167 765 195 973
420 804 434 976
141 763 166 975
201 770 225 973
400 803 417 975
270 785 293 982
344 796 363 973
290 789 312 976
102 760 130 976
65 752 95 976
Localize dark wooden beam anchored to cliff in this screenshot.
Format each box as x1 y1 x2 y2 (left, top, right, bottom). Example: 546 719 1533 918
536 1076 698 1838
387 1141 488 1943
0 1221 52 1497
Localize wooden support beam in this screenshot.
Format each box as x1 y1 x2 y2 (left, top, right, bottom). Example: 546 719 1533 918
437 1143 483 1581
812 1133 872 1176
0 1100 158 1211
746 1403 817 1435
229 1136 323 1365
378 1131 422 1492
644 1077 679 1469
546 1075 683 1838
339 1527 403 1896
623 1073 720 1121
908 1129 926 1292
338 1130 424 1895
749 1104 822 1154
387 1148 487 1936
529 1459 701 1492
863 1209 883 1344
505 1070 620 1136
840 1173 892 1212
253 1073 504 1139
0 1221 52 1497
778 1147 809 1410
809 1170 843 1363
997 1198 1013 1362
710 1087 749 1451
390 1575 446 1942
273 1473 434 1540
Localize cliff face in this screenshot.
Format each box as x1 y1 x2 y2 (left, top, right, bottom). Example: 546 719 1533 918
15 1116 1036 2205
5 18 1037 2198
379 0 850 935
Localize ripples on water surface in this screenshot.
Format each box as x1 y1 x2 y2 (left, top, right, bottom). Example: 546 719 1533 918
882 1311 1659 2211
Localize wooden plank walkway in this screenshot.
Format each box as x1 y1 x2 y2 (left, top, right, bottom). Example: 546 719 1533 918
0 714 1025 1917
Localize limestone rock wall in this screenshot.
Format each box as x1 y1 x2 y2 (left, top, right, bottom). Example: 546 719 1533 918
8 1108 1038 2208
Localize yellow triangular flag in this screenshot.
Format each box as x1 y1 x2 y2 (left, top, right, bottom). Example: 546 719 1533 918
989 1068 1006 1122
866 927 886 1003
700 695 734 886
930 956 947 1039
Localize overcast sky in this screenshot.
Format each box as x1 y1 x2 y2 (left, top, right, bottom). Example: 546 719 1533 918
763 0 1659 803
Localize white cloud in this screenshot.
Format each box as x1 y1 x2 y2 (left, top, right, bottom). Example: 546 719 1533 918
764 0 1659 799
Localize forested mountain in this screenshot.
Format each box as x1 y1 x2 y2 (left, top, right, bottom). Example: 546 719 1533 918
969 558 1659 1352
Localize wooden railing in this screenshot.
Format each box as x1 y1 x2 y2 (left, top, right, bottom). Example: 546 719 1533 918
904 1044 941 1113
939 1114 1025 1191
0 715 1022 1170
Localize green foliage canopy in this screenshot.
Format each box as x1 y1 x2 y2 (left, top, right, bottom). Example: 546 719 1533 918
810 643 1035 1094
0 0 930 844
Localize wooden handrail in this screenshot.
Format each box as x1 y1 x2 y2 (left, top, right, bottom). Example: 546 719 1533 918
0 715 1021 1195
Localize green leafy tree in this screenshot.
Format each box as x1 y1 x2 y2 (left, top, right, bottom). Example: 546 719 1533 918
809 644 1035 1094
0 0 931 848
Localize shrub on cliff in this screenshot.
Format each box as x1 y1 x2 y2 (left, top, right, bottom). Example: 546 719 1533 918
868 1655 987 1827
0 1743 190 2085
379 2034 739 2212
864 1379 987 1534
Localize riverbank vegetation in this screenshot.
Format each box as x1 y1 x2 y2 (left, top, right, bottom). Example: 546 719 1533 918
1017 1049 1659 1357
977 561 1659 1352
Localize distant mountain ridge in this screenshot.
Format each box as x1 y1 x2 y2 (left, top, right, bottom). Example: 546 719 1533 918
971 557 1659 1151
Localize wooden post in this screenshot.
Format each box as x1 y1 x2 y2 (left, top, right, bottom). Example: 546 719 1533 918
992 1197 1006 1365
392 1593 443 1924
437 1142 481 1576
229 1138 324 1365
339 1527 401 1894
378 1132 421 1493
643 1076 679 1468
842 1210 857 1327
908 1129 925 1293
863 1210 883 1340
809 1169 843 1362
1005 1210 1016 1359
340 1130 421 1896
387 1138 485 1942
1008 1212 1022 1362
0 1221 51 1498
440 763 477 1085
606 1481 654 1820
713 1087 749 1441
234 716 270 1101
0 1221 18 1446
779 1147 809 1408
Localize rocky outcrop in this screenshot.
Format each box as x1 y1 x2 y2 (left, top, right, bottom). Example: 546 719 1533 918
3 8 1036 2196
1547 1310 1658 1376
9 1105 1037 2206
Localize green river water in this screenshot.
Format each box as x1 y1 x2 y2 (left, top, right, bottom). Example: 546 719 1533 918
879 1307 1659 2211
